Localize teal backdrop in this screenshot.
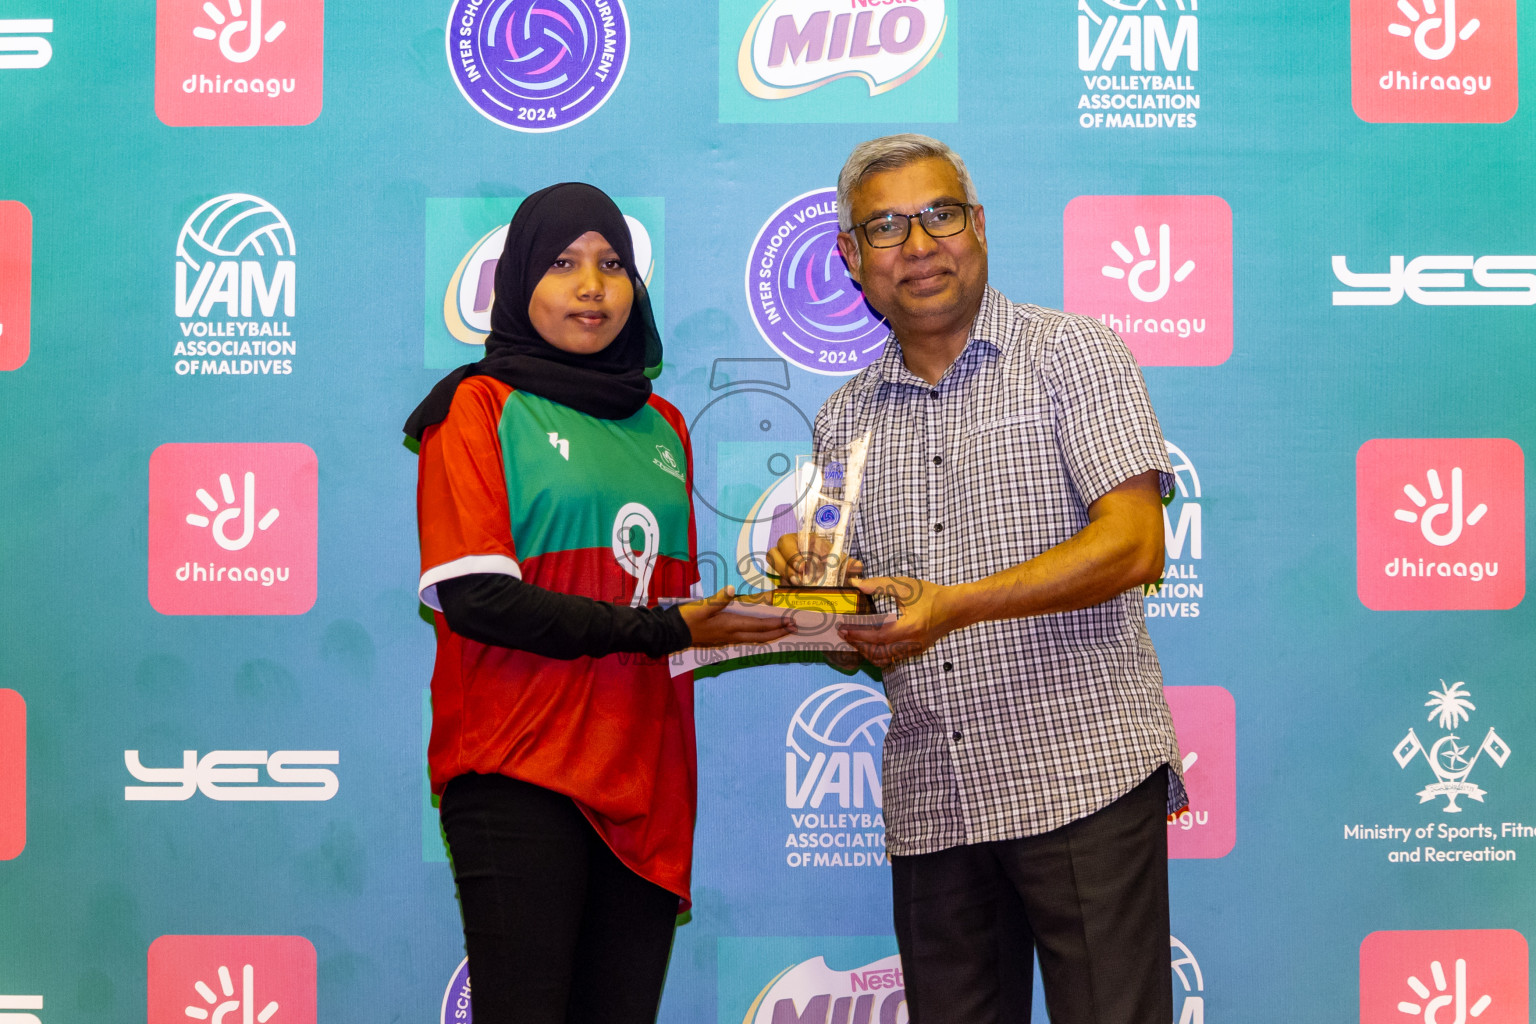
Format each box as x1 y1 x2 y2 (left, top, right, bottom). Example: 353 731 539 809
2 1 1535 1021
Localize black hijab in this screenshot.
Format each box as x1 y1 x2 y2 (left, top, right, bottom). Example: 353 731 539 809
404 182 663 439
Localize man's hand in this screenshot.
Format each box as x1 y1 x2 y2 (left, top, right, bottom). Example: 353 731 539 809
678 587 794 648
837 576 959 668
766 531 862 586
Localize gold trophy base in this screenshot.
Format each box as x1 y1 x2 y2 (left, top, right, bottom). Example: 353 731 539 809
765 585 874 615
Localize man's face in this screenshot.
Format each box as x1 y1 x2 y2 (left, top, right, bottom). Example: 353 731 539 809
837 156 987 340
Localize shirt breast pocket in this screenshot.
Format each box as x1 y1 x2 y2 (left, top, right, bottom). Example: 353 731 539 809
953 412 1065 567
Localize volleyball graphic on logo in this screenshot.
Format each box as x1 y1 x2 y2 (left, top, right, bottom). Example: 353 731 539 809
446 0 630 132
176 194 295 270
786 682 890 760
814 503 841 529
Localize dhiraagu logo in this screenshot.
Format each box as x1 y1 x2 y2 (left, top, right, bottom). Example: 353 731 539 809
720 0 955 123
423 195 663 368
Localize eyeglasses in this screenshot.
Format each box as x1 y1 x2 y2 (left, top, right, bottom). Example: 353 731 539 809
852 203 973 248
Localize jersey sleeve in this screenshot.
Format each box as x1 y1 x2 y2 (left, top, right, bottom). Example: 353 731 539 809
1042 314 1175 507
416 377 522 611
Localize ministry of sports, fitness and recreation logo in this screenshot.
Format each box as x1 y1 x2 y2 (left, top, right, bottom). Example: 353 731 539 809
720 0 955 123
0 200 31 371
1359 929 1528 1024
1351 0 1516 123
1393 679 1511 812
1356 438 1525 611
440 958 471 1024
148 935 316 1024
746 188 889 376
446 0 629 132
172 193 299 377
0 690 23 861
424 195 662 368
1075 0 1202 130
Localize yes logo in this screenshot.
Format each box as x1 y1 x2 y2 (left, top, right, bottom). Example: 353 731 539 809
148 443 318 615
1165 686 1234 858
1351 0 1516 123
1357 439 1524 611
0 201 30 371
148 935 316 1024
0 19 51 70
0 690 24 860
156 0 325 126
1063 195 1232 366
1360 929 1528 1024
125 750 339 801
721 0 955 122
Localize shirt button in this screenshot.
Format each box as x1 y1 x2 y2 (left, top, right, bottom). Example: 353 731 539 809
929 390 939 400
942 662 953 672
951 731 963 742
932 455 943 466
933 523 944 532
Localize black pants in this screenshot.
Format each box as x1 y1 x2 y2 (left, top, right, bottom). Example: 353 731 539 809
439 773 679 1024
891 771 1171 1024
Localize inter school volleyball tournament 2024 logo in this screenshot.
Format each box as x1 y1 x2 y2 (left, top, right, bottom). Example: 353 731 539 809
725 0 952 122
1351 0 1516 123
1075 0 1201 130
155 0 324 126
1356 438 1524 611
173 194 299 376
148 935 316 1024
1165 686 1235 859
0 201 30 371
1360 930 1527 1024
1062 195 1231 366
148 443 318 616
424 195 661 368
446 0 628 132
746 189 889 376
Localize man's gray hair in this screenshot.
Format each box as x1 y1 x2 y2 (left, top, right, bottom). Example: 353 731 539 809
836 134 980 230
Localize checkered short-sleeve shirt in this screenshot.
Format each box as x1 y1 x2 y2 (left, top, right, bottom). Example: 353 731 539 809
816 286 1186 856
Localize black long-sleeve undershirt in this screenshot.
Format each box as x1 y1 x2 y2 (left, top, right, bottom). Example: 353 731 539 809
436 573 692 661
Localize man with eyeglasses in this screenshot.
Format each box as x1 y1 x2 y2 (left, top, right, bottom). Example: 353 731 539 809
770 134 1185 1024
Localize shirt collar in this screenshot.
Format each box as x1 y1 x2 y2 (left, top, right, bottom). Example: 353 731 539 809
861 285 1015 392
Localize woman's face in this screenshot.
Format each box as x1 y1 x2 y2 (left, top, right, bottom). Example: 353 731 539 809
527 230 634 355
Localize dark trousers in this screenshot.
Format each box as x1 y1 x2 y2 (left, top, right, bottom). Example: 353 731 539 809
891 771 1171 1024
439 773 679 1024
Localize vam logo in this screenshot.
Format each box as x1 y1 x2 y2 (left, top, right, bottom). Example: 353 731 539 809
125 749 339 801
1351 0 1516 123
1144 440 1205 619
1171 936 1206 1024
1332 253 1536 305
1394 679 1510 813
172 194 299 376
1165 686 1235 858
0 690 24 860
1357 438 1524 611
1076 0 1200 129
148 935 316 1024
0 995 42 1024
155 0 324 126
425 196 662 368
148 443 318 615
746 188 889 375
1063 195 1231 365
0 201 31 371
784 682 889 869
0 19 51 70
720 0 955 122
446 0 629 132
1360 929 1528 1024
742 954 906 1024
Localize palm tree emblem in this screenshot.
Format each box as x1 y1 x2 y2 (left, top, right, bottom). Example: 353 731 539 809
1425 679 1475 730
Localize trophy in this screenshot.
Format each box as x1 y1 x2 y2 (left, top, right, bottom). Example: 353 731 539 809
769 431 875 615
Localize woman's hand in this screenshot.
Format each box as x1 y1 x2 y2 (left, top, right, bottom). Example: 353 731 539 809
678 587 795 648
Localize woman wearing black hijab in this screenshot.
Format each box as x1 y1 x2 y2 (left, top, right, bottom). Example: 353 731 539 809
407 183 789 1023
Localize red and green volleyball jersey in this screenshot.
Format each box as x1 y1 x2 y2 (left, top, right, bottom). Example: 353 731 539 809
417 375 699 902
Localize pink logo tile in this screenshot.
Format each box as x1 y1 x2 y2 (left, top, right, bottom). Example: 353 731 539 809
148 935 316 1024
1165 686 1235 859
0 201 31 372
1358 439 1525 611
155 0 325 127
1063 195 1232 367
1352 0 1517 123
1361 929 1528 1024
0 690 24 861
148 443 318 616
